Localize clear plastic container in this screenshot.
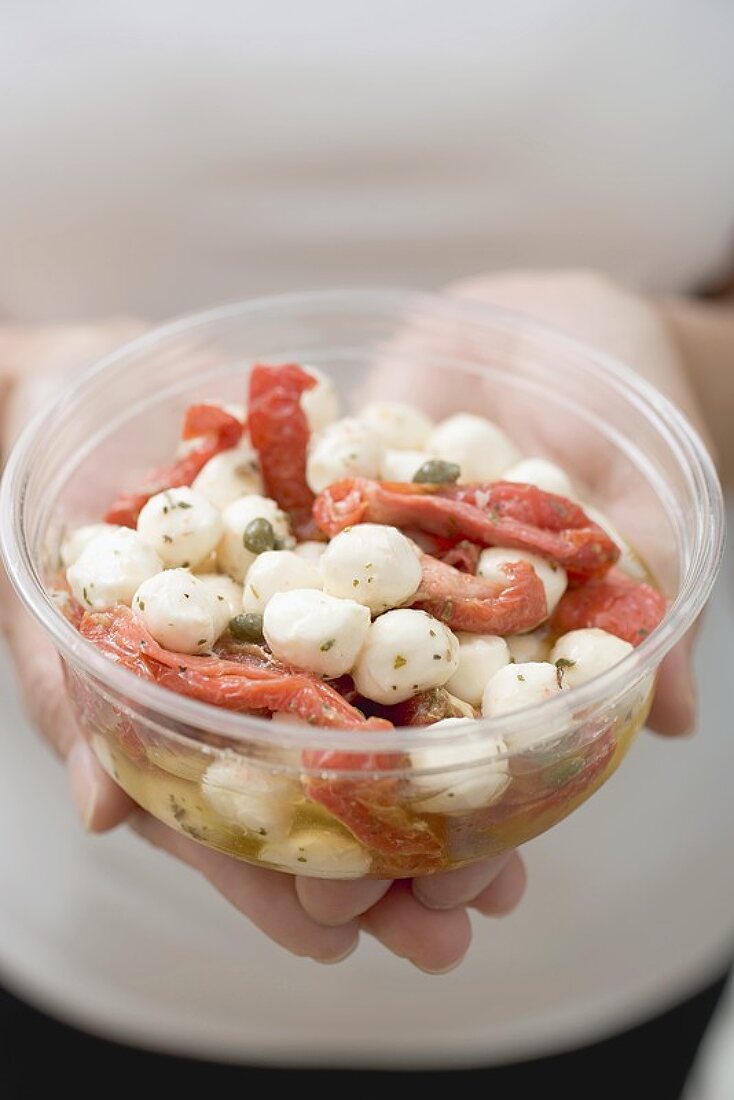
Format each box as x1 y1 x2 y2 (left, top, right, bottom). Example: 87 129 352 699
0 290 723 878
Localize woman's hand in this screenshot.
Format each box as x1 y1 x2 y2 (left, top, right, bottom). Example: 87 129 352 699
0 272 708 972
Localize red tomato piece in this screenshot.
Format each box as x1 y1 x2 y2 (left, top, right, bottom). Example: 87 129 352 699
413 552 548 634
80 607 389 731
551 567 667 646
439 539 481 574
247 363 318 538
304 749 444 874
313 479 619 580
105 404 243 527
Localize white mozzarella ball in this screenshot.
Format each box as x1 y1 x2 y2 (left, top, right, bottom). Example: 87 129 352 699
263 589 370 677
427 413 520 482
445 633 511 708
482 661 568 726
217 494 294 582
201 756 298 840
582 503 646 581
353 610 459 705
67 527 162 610
306 417 384 494
477 546 567 617
60 523 119 568
260 830 371 877
503 457 574 498
132 569 221 654
292 540 328 567
506 628 551 664
360 401 433 450
320 524 422 614
242 550 323 614
191 446 263 510
550 628 634 689
379 448 426 482
137 486 223 569
300 365 340 433
195 573 243 636
410 724 510 814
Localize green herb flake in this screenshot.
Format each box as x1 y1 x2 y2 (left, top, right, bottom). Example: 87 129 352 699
177 501 193 509
393 654 407 669
162 534 173 544
320 638 336 652
138 599 145 611
517 673 526 682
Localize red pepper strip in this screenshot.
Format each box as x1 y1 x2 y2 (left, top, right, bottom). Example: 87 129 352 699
551 567 667 646
413 553 547 634
313 479 619 581
80 607 389 731
247 363 318 539
439 539 481 574
303 750 444 874
104 404 243 527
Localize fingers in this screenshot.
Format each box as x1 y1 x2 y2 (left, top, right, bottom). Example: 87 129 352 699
295 876 392 925
412 852 514 910
469 853 527 916
132 815 360 964
66 739 136 832
647 629 697 736
360 881 473 974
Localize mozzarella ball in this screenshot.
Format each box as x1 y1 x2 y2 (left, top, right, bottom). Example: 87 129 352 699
137 486 222 569
477 546 567 616
306 417 384 494
132 569 222 653
195 573 243 636
550 628 634 689
260 830 370 877
242 550 323 614
60 523 119 568
300 365 340 433
353 610 459 705
360 401 433 450
582 503 646 581
380 448 426 482
445 633 511 708
191 446 263 510
410 724 510 814
503 457 574 498
506 628 551 663
67 527 162 609
320 524 422 614
292 540 328 568
263 589 370 677
482 661 568 720
201 756 298 839
427 413 520 482
217 494 294 582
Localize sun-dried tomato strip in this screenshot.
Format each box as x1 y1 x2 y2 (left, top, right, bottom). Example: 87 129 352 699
413 553 548 634
314 478 619 580
80 606 389 730
105 404 243 527
551 567 667 646
247 363 317 538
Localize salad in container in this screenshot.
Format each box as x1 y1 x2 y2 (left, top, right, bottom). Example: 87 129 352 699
0 291 722 879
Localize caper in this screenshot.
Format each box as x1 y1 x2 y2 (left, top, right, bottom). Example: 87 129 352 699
243 517 276 554
413 459 461 484
229 612 265 643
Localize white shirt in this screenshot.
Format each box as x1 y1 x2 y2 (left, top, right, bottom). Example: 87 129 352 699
1 0 733 1067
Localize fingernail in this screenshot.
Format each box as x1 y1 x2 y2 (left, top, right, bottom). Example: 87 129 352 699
315 939 359 965
67 741 101 831
412 956 465 975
